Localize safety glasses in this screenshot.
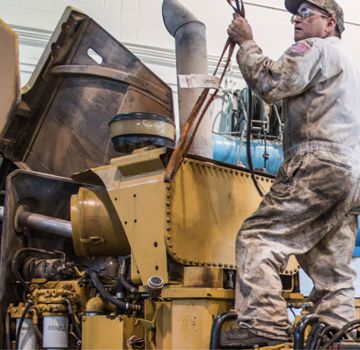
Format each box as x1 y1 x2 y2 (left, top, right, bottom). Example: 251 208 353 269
290 7 330 24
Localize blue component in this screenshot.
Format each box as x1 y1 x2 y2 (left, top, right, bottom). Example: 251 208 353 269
354 217 360 257
212 134 283 175
212 133 360 257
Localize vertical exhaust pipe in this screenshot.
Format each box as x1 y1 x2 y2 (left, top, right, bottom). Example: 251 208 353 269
162 0 212 158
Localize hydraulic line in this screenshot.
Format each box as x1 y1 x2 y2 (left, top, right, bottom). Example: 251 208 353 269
118 259 137 294
245 89 264 197
322 319 360 348
313 325 340 350
86 269 140 312
209 312 237 349
293 314 320 350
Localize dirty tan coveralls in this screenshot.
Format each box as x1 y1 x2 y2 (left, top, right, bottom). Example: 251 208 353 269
235 37 360 340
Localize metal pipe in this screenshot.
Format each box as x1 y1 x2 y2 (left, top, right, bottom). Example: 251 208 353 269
17 209 72 238
162 0 212 158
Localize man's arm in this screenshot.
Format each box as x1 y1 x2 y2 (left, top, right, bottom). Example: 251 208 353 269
228 15 325 103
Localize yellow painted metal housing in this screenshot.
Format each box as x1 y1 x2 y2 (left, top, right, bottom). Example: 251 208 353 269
82 315 143 349
71 187 130 257
71 147 299 286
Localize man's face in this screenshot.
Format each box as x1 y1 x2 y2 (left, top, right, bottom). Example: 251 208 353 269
292 2 330 41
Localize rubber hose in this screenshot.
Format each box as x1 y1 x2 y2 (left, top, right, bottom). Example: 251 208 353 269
86 269 140 312
118 260 137 293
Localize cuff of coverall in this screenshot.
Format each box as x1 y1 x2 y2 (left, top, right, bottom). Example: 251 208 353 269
237 39 258 62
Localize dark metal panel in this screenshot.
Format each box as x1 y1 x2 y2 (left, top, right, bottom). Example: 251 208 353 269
0 9 174 177
0 170 81 344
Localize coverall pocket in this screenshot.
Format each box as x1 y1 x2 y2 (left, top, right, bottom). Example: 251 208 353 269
271 154 306 197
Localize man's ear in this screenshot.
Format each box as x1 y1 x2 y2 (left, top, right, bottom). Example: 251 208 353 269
326 17 337 35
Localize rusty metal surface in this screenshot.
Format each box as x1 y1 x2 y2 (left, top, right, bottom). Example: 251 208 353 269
0 8 174 178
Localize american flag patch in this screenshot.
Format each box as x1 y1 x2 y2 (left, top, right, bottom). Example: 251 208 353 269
290 42 311 55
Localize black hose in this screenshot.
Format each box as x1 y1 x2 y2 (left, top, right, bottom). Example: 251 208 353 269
314 325 339 350
119 274 137 294
306 321 331 349
86 269 140 312
293 314 319 350
209 312 237 349
245 89 264 197
322 319 360 349
15 300 33 350
118 260 137 294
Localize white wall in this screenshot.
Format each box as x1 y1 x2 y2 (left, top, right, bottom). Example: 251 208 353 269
2 0 360 84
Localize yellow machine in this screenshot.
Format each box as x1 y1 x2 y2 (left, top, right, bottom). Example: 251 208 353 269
1 4 359 350
4 147 305 350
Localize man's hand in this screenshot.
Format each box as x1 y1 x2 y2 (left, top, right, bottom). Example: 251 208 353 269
227 14 253 45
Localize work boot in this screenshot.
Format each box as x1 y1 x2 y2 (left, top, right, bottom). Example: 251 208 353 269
221 327 288 349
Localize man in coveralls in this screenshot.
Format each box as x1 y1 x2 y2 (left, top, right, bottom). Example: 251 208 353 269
224 0 360 347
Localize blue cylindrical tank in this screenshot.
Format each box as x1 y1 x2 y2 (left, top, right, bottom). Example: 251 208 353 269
212 134 283 175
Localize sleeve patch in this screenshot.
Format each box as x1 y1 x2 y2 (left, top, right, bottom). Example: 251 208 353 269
289 41 313 56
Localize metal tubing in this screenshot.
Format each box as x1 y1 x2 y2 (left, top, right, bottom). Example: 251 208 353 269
17 210 72 238
162 0 212 157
